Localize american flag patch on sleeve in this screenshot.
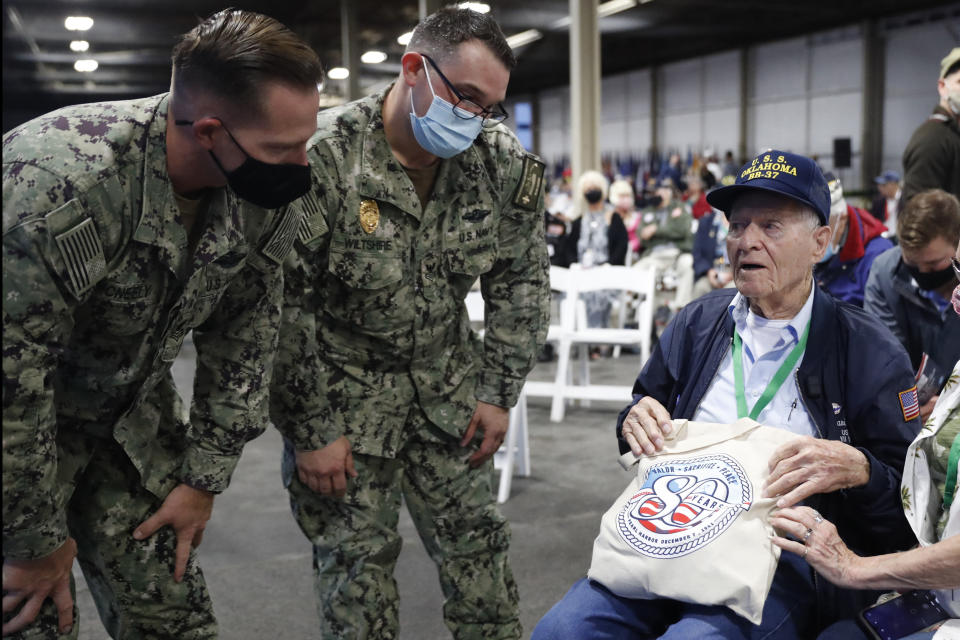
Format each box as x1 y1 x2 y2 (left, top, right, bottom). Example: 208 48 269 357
898 386 920 421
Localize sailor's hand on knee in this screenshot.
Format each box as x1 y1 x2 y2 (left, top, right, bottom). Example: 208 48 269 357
621 397 673 456
295 436 357 498
133 484 214 583
464 401 509 468
2 538 77 635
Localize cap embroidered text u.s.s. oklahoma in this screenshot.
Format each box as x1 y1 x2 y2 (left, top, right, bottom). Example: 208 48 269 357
706 149 831 225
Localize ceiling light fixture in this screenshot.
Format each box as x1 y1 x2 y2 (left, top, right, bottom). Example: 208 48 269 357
327 67 349 80
64 16 94 31
506 29 543 49
397 31 413 46
361 50 387 64
458 2 490 13
551 0 638 29
69 40 89 52
74 59 98 72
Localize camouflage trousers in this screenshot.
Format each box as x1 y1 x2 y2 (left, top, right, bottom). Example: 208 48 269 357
3 434 216 640
283 416 522 640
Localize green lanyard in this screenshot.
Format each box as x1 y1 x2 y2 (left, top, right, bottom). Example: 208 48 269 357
732 320 811 421
944 432 960 510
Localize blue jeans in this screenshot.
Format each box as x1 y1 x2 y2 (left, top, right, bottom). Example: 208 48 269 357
532 552 816 640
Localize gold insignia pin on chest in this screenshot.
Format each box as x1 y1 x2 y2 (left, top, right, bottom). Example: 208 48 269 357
359 199 380 234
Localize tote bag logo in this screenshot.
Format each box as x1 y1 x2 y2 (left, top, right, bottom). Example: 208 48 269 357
617 454 752 558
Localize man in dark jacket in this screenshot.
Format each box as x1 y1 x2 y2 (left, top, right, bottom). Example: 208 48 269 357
901 47 960 205
532 150 919 640
865 189 960 418
815 173 892 307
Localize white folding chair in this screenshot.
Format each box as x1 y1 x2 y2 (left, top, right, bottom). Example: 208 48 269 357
464 289 531 502
548 264 656 422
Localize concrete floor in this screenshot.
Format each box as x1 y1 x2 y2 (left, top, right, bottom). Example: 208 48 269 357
72 337 644 639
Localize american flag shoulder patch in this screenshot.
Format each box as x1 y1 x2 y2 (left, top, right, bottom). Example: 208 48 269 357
260 207 302 264
55 217 106 298
899 386 920 422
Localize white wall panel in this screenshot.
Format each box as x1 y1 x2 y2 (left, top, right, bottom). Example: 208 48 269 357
751 37 807 101
882 19 960 173
704 50 741 107
660 112 702 151
626 69 653 118
751 99 807 154
703 107 740 154
659 58 703 112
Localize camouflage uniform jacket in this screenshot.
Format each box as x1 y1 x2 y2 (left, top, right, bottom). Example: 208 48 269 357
271 86 550 458
3 94 301 559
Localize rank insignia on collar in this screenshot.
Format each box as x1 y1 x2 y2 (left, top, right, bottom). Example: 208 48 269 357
359 199 380 234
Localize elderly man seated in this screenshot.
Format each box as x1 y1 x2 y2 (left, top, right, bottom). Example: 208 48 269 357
532 150 921 640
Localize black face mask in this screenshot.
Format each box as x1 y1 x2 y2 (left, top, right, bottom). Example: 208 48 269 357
584 189 604 204
904 261 955 291
177 118 311 209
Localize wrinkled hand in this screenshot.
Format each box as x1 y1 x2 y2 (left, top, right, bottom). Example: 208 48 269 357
620 396 673 456
764 437 870 508
770 506 861 589
2 538 77 635
640 223 658 241
461 401 509 468
294 436 357 498
133 483 214 582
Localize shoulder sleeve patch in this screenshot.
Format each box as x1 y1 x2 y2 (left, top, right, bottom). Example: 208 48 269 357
260 206 303 264
296 190 329 250
512 153 546 211
55 217 106 298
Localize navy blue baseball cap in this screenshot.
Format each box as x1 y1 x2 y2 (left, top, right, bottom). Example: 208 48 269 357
706 149 831 225
873 170 901 184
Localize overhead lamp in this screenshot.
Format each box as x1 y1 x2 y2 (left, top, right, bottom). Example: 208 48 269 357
361 50 387 64
74 59 98 72
397 31 413 46
327 67 349 80
69 40 89 52
458 2 490 13
64 16 94 31
506 29 543 49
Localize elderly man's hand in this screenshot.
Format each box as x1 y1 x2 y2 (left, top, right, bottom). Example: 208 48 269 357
620 396 673 456
764 436 870 507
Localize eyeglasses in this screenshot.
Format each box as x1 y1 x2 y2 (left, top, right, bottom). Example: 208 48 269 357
420 54 508 128
952 256 960 282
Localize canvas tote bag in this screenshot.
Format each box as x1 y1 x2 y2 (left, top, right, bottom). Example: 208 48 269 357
587 417 803 624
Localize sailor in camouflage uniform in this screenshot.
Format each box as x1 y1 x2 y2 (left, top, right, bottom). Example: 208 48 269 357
2 11 322 639
270 8 549 640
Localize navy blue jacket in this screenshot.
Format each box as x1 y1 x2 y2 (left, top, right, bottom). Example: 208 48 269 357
616 286 920 627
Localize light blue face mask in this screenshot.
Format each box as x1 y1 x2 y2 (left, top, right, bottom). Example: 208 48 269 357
818 219 843 264
409 63 483 158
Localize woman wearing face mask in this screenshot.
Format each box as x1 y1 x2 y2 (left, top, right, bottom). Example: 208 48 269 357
770 237 960 640
561 171 628 356
609 179 640 264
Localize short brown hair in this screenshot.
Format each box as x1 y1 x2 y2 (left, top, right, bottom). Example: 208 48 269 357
407 7 516 70
898 189 960 250
172 9 323 113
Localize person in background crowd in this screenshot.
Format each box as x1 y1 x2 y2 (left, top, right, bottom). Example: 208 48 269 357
2 9 322 638
815 172 892 307
269 8 550 638
563 171 628 359
610 178 641 262
865 189 960 421
548 168 575 221
684 174 713 220
902 47 960 205
691 205 733 300
721 150 739 179
704 148 723 186
772 236 960 640
634 177 695 310
658 153 685 193
532 149 919 639
870 170 902 233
